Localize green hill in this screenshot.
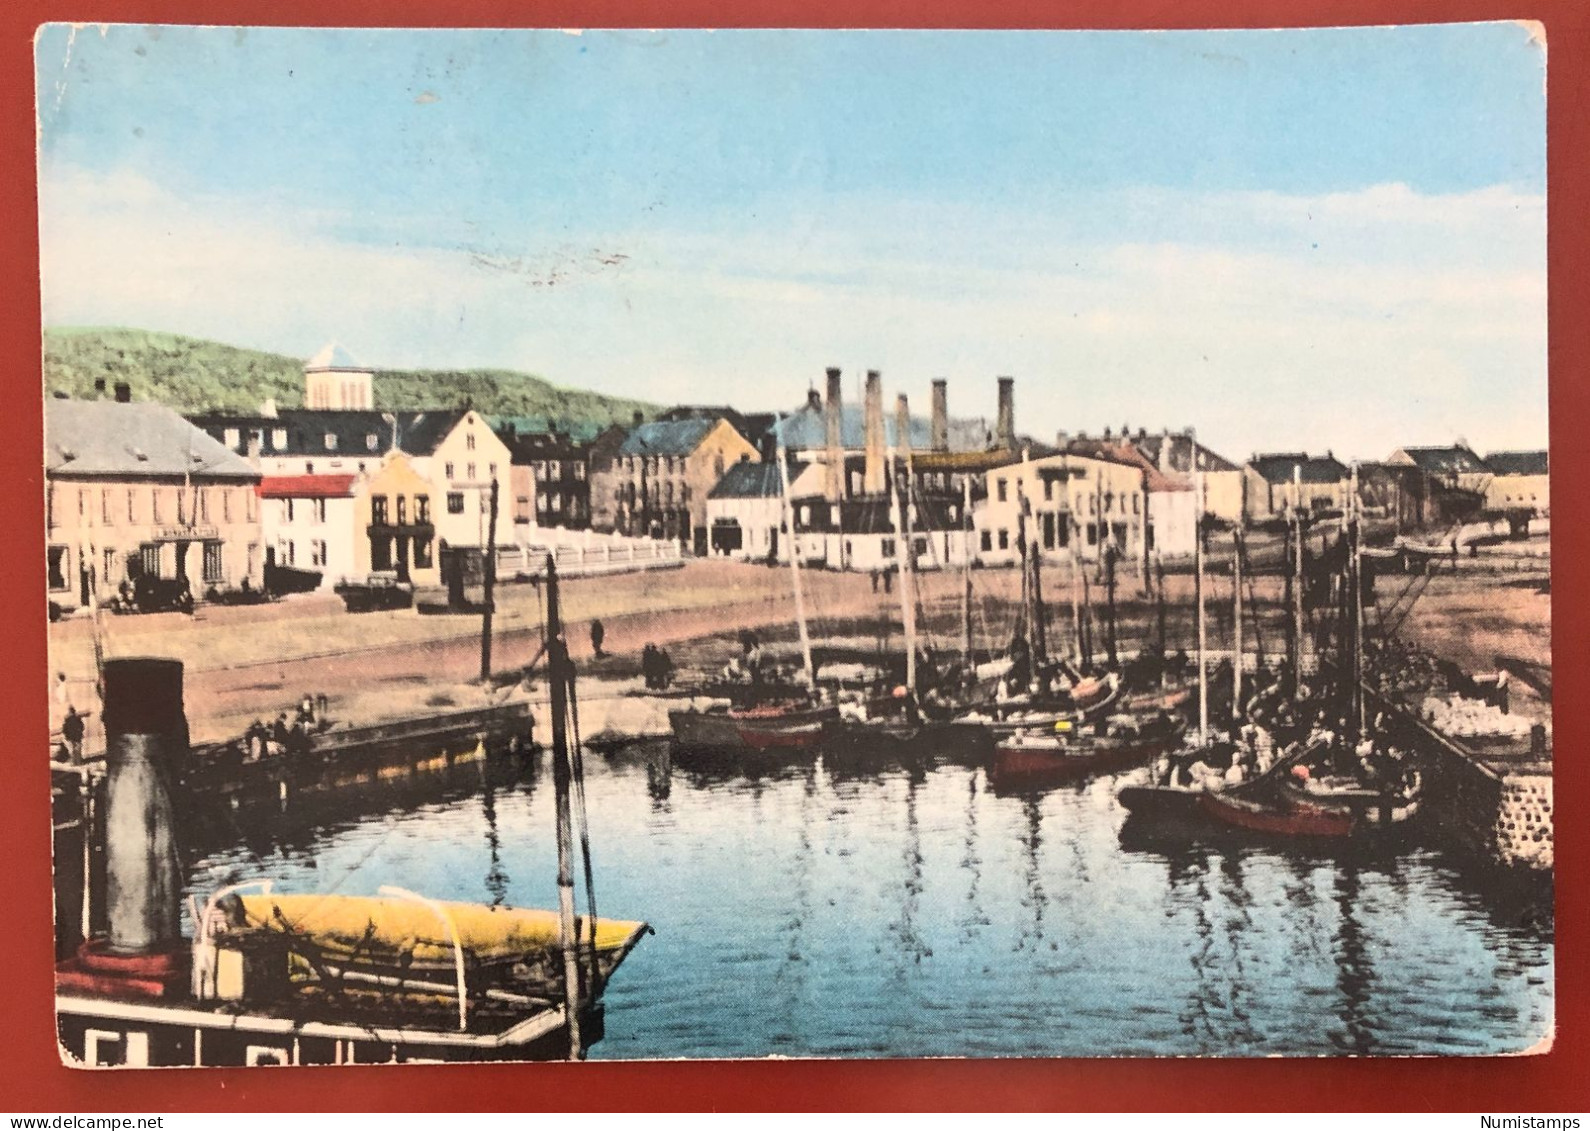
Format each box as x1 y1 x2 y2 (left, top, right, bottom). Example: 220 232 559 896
43 327 659 434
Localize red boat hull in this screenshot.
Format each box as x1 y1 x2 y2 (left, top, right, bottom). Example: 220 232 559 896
990 727 1181 788
1197 790 1355 838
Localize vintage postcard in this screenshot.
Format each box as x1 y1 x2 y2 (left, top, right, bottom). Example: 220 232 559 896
38 23 1550 1066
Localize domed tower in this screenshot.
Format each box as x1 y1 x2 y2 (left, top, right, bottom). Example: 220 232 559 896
304 341 374 410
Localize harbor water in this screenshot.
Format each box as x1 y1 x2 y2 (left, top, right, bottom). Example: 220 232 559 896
183 744 1553 1059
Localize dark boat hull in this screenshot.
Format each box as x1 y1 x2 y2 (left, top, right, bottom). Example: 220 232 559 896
991 725 1182 789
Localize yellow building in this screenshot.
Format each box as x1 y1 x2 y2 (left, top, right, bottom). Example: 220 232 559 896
597 417 760 553
975 451 1148 569
355 454 441 587
1483 451 1549 515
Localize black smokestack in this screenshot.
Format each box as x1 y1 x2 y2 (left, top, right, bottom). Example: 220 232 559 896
825 367 844 501
101 658 186 956
996 376 1015 451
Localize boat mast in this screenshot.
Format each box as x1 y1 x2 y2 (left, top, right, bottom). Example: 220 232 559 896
1104 543 1118 669
892 394 917 697
542 555 584 1060
774 418 815 686
1232 528 1243 727
1292 464 1305 702
1195 470 1208 745
1349 462 1365 738
961 474 974 665
480 477 499 681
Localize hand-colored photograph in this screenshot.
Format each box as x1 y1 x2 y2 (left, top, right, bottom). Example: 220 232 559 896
38 22 1550 1066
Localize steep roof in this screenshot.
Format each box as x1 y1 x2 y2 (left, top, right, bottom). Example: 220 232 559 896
305 341 369 371
1393 445 1490 475
190 409 466 459
1133 431 1241 474
768 403 994 453
619 417 718 457
258 474 360 499
1484 450 1549 477
47 400 260 481
1248 452 1349 485
708 458 800 500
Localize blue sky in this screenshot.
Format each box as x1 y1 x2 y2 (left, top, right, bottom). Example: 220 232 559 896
35 24 1547 460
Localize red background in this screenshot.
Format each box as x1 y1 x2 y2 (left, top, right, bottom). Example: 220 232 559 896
3 0 1583 1112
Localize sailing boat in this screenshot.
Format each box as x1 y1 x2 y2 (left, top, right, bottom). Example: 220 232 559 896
669 417 836 757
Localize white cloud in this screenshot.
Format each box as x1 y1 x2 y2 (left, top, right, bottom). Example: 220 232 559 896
37 163 1546 460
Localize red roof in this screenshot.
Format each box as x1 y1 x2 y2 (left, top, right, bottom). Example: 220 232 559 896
257 474 359 499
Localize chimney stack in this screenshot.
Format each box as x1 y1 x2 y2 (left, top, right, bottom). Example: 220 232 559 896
895 393 913 480
930 379 949 452
114 382 132 404
996 376 1015 451
101 658 187 957
825 367 844 502
863 370 886 495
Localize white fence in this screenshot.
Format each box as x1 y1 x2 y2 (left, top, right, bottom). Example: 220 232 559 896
499 530 684 580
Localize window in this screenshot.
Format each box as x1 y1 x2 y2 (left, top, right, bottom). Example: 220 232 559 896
516 495 531 522
914 536 928 556
283 541 296 567
371 496 388 525
1132 494 1139 515
224 427 240 449
416 496 430 523
313 498 327 524
78 488 86 519
447 492 465 514
47 546 68 591
198 487 209 523
104 548 116 581
126 488 135 524
101 489 112 524
551 494 563 513
980 530 992 553
152 489 163 524
246 491 257 522
997 479 1007 503
881 538 896 558
465 432 476 451
537 494 550 513
574 463 586 481
534 461 547 482
222 489 231 523
371 536 392 571
311 540 327 568
203 542 224 583
283 498 295 524
305 462 314 474
272 428 287 450
467 463 476 481
998 529 1009 550
489 462 498 479
1086 524 1098 546
325 432 338 451
445 462 455 480
140 544 160 577
367 433 379 451
414 538 434 569
1043 479 1053 502
396 496 407 525
799 504 811 525
549 460 560 479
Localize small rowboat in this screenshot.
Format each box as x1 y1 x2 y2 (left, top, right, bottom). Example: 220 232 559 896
730 702 838 750
991 713 1184 789
1196 790 1355 838
230 892 650 997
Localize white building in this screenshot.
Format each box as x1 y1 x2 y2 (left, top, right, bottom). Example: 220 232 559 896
258 473 363 589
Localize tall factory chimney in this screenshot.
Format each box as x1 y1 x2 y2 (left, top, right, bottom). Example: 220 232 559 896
996 376 1016 452
863 370 886 495
895 393 914 464
930 379 949 452
825 367 844 502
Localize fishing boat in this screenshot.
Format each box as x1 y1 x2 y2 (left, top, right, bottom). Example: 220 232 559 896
222 891 650 998
1276 772 1422 828
57 559 647 1066
1196 788 1355 838
990 710 1185 790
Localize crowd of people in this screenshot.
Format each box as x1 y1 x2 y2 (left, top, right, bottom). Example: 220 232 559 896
239 692 331 761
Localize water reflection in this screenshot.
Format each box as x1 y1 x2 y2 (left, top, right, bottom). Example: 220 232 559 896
178 738 1553 1060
